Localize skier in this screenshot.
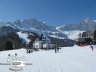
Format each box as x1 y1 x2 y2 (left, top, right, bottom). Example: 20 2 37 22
15 53 17 56
55 44 59 53
57 47 60 52
55 47 57 53
90 45 94 51
27 49 31 54
28 49 31 53
8 54 10 57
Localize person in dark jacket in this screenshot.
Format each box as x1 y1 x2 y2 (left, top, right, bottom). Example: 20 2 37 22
90 45 94 51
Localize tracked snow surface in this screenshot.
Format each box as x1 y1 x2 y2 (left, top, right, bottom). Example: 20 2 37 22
0 45 96 72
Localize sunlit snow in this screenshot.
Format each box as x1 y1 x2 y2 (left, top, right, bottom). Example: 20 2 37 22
0 45 96 72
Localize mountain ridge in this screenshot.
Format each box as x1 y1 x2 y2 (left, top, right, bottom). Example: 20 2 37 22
0 17 96 41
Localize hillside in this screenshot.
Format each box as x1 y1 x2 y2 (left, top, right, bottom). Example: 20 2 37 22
56 18 96 40
0 17 96 48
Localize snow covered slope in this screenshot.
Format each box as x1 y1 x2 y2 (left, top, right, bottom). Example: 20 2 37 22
63 30 84 40
17 31 31 43
47 31 68 39
56 18 96 40
0 45 96 72
93 20 96 22
56 27 84 40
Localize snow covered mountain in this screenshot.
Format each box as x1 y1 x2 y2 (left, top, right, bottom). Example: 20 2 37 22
56 24 81 31
56 29 83 40
6 18 67 40
80 17 96 31
0 18 68 47
56 18 96 31
9 18 56 32
0 17 96 42
56 18 96 40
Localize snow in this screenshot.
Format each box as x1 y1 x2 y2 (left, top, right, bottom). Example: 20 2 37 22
48 35 65 39
92 20 96 22
64 30 84 40
48 31 66 39
0 45 96 72
17 31 31 43
57 27 84 40
56 26 84 40
43 21 46 24
56 25 66 30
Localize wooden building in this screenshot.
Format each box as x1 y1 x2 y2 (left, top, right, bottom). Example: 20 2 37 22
78 31 96 46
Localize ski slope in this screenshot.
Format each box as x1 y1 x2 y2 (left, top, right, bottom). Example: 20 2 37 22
17 31 31 43
56 27 84 40
0 45 96 72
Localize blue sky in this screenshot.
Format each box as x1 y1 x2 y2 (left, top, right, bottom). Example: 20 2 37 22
0 0 96 26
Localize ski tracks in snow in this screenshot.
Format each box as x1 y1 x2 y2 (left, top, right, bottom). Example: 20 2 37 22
0 46 96 72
